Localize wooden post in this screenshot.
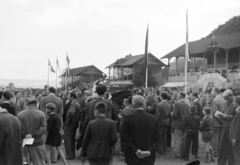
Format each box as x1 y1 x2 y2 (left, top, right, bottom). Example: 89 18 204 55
193 55 196 74
127 66 129 80
203 54 205 72
108 68 110 80
168 58 170 81
226 49 229 77
113 68 115 81
176 57 179 75
214 50 217 72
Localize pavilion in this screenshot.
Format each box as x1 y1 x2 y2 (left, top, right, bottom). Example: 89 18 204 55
61 65 103 89
161 32 240 90
106 53 166 89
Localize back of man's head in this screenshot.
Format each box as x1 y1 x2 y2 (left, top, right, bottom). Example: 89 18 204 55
3 90 11 100
48 87 56 94
96 85 107 96
192 92 198 98
214 88 220 94
95 102 107 114
70 92 77 99
179 92 186 99
132 95 145 110
161 93 168 100
190 105 197 114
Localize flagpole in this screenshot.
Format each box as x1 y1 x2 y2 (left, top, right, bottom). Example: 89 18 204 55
185 10 188 93
47 60 49 93
56 56 58 89
145 24 149 89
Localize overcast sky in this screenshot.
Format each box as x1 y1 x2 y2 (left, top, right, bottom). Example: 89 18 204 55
1 0 240 84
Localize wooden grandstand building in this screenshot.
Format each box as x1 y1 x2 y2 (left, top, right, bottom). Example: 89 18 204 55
106 53 166 89
61 65 103 89
161 32 240 93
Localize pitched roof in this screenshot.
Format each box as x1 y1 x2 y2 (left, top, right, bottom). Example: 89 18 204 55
62 65 102 76
161 32 240 59
106 53 166 68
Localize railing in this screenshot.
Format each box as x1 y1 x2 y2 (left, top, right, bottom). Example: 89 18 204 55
169 74 200 82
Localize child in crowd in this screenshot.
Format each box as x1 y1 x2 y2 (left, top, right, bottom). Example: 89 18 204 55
45 103 68 165
183 105 201 161
200 107 214 163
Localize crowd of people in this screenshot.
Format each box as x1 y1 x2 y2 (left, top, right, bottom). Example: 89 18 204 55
0 82 240 165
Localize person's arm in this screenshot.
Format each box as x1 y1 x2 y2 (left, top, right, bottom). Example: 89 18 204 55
183 116 189 129
233 113 240 141
58 100 64 117
211 100 217 116
120 118 138 153
67 104 75 125
33 115 46 138
147 120 161 155
110 121 118 146
111 103 117 121
0 124 5 149
172 103 179 118
155 104 161 121
47 117 54 132
81 123 91 157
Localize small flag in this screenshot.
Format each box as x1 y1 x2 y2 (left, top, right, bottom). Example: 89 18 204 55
145 24 149 69
56 58 60 72
186 10 191 62
48 59 55 73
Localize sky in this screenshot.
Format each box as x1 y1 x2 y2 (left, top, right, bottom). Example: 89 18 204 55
0 0 240 87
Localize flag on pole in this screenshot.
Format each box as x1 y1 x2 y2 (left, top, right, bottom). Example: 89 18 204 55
48 59 55 73
66 53 70 75
56 57 60 72
145 24 149 69
186 10 191 62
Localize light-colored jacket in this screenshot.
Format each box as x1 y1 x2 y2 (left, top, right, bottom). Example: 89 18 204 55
211 95 225 127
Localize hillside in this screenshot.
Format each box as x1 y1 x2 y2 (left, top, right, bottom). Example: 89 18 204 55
207 16 240 37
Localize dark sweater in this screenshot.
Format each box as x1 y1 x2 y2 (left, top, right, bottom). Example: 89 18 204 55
47 113 61 134
0 102 16 116
184 113 201 131
200 116 213 131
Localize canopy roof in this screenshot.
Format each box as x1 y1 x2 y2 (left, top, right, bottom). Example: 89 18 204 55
61 65 102 77
161 32 240 59
106 53 166 68
163 82 189 87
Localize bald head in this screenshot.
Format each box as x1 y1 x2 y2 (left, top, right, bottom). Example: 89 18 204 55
132 95 146 110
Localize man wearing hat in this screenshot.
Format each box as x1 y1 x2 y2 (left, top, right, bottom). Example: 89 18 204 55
217 89 236 165
17 98 46 165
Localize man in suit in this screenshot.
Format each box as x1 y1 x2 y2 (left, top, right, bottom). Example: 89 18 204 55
210 88 225 157
40 87 63 116
121 95 160 165
64 92 81 159
0 106 23 165
230 96 240 165
86 85 117 122
17 99 46 165
40 87 63 163
192 92 202 119
156 92 171 155
0 90 16 116
217 89 236 165
172 92 191 158
81 102 118 165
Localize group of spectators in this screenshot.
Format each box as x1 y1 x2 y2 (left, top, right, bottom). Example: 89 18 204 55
1 84 240 165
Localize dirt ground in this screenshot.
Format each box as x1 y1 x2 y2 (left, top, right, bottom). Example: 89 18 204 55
56 135 217 165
